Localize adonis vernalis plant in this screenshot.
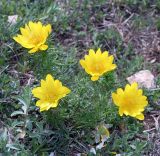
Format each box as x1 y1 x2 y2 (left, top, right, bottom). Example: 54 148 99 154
32 74 71 111
112 82 148 120
80 48 116 81
13 21 51 53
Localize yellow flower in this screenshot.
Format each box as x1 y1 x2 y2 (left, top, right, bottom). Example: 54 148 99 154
79 48 116 81
112 82 148 120
32 74 71 111
13 21 51 53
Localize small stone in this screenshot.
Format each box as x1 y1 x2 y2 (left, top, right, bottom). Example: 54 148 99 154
8 15 18 25
127 70 156 89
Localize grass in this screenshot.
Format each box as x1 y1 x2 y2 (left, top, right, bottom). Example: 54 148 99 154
0 0 159 155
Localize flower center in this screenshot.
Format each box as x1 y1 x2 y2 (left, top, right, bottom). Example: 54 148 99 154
45 92 57 103
95 64 100 70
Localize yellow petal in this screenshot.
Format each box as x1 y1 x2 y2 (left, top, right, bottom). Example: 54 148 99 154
45 24 52 34
91 76 99 81
32 87 43 99
20 27 30 36
119 108 124 116
13 36 21 43
29 47 39 53
38 102 51 112
28 21 35 30
50 102 59 108
135 113 144 120
125 84 131 92
138 89 143 96
79 60 86 68
64 87 71 94
108 55 114 63
89 49 95 56
96 48 102 55
110 64 117 70
117 88 124 95
39 44 48 51
46 74 54 82
102 51 109 58
112 93 120 106
132 82 138 89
